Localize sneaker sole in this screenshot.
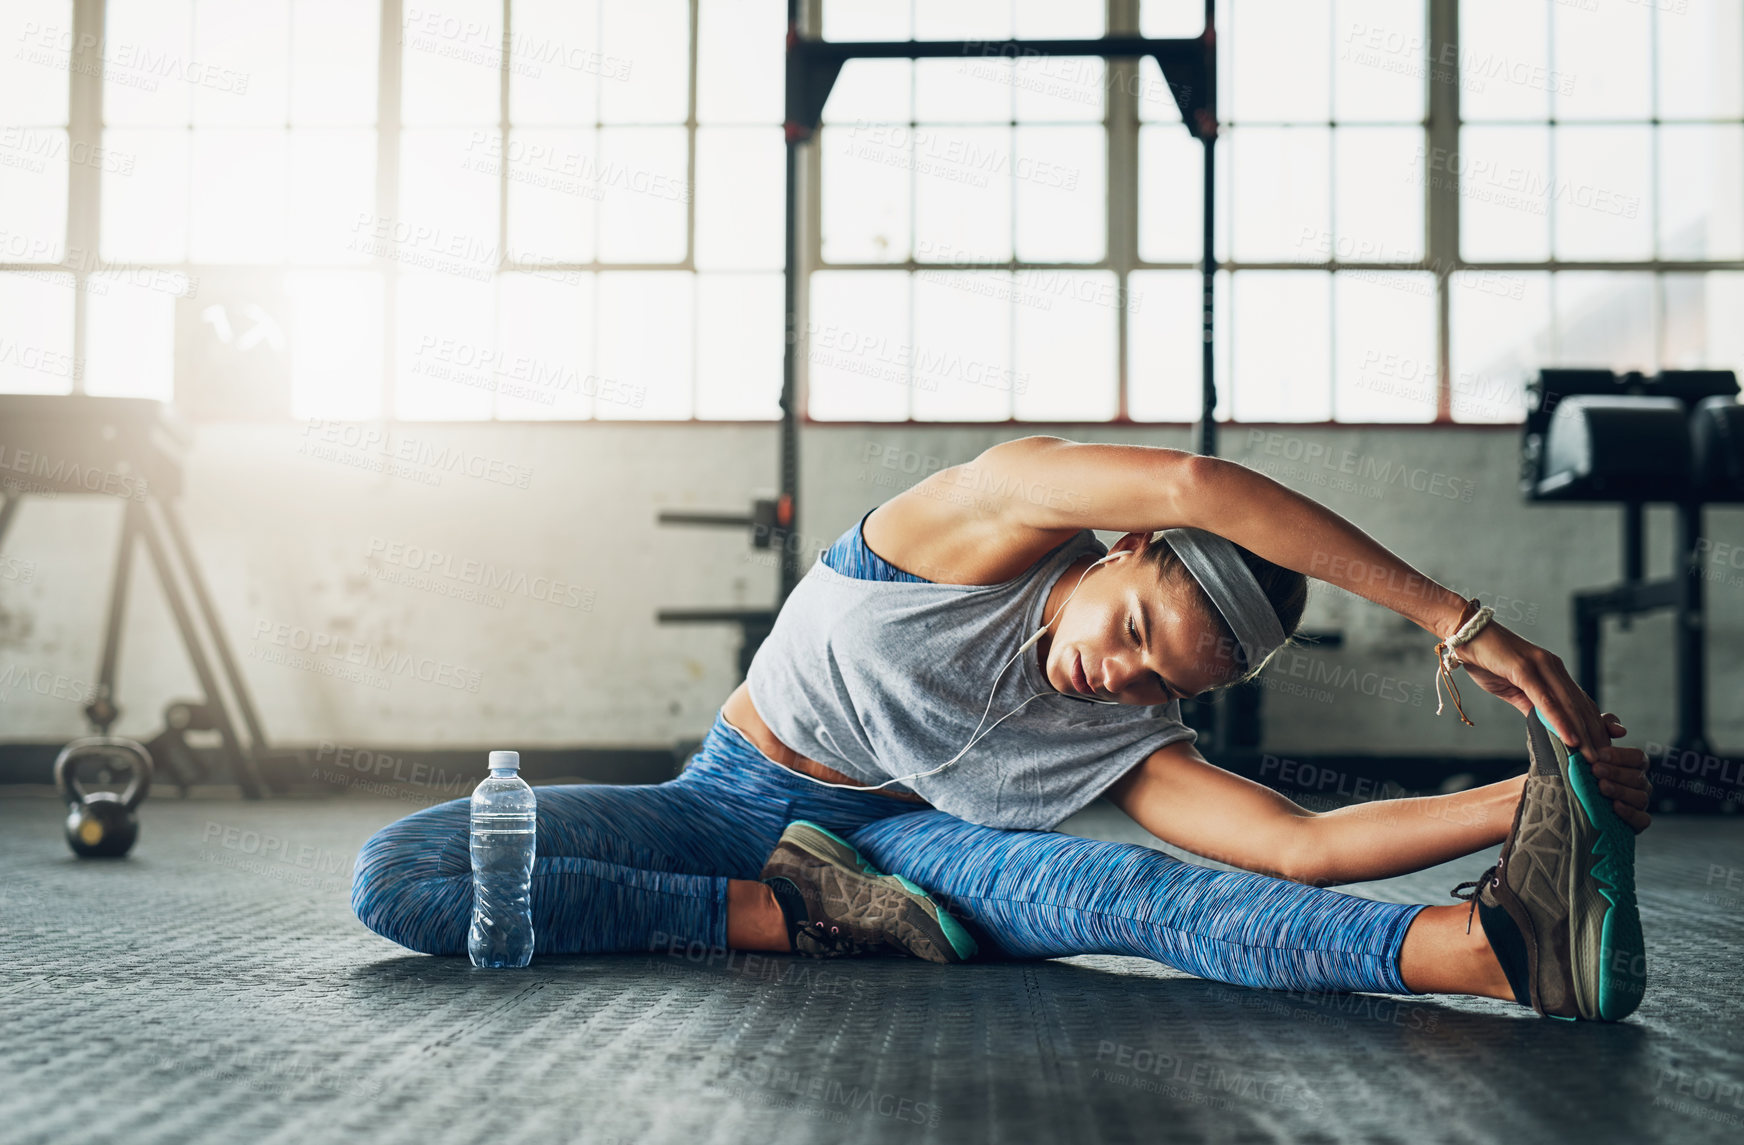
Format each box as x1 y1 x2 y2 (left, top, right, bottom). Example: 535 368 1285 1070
1535 709 1645 1021
781 820 979 962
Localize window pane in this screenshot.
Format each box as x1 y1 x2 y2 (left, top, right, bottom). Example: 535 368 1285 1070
1227 127 1329 262
3 0 73 125
1662 273 1744 378
1335 127 1424 261
807 271 908 420
698 0 784 124
695 127 784 271
595 126 688 262
395 272 497 419
104 0 194 127
1457 126 1549 262
1333 272 1436 422
913 127 1012 263
287 270 382 419
1658 125 1744 261
0 128 69 263
821 60 914 125
1140 0 1205 38
820 124 910 262
400 0 501 127
509 0 601 127
192 0 290 127
1014 57 1105 123
696 272 781 419
911 272 1011 421
1227 0 1330 123
1015 0 1102 38
289 129 377 265
1555 272 1655 372
101 128 190 263
0 273 76 395
1138 125 1203 263
1458 0 1551 122
1658 0 1744 119
1015 126 1103 263
1333 0 1427 124
916 58 1010 125
399 129 501 276
596 272 691 418
191 129 288 263
84 273 177 400
1552 0 1649 122
1552 126 1651 262
505 128 598 264
1126 270 1202 421
1014 270 1116 420
1230 272 1330 422
493 272 596 419
914 0 1012 40
1449 270 1548 423
599 0 688 124
292 0 380 126
823 0 910 40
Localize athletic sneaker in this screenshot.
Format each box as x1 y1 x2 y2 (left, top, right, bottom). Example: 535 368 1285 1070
759 820 978 964
1452 709 1646 1021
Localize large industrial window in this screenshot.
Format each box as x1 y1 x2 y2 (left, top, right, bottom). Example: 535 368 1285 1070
1450 0 1744 423
3 1 1739 424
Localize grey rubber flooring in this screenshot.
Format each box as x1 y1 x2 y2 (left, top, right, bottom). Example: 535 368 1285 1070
2 792 1740 1145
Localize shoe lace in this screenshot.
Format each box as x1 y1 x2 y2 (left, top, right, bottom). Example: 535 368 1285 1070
1450 858 1502 935
795 918 876 958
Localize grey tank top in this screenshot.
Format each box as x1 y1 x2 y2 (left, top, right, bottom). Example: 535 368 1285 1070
745 528 1197 830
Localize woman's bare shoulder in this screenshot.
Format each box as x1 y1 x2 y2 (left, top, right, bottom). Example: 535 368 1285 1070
860 458 1083 586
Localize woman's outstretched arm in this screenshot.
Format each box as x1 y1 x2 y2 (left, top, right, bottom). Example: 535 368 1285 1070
968 435 1623 762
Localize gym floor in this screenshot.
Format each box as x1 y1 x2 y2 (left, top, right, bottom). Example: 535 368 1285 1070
4 792 1739 1145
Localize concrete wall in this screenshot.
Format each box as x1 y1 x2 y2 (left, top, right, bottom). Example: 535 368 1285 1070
2 420 1741 760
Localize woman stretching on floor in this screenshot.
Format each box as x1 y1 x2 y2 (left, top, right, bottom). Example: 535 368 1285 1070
352 437 1653 1021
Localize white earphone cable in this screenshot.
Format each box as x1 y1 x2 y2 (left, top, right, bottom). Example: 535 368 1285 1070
766 548 1128 795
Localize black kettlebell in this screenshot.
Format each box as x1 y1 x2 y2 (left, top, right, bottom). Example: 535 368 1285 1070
54 737 153 858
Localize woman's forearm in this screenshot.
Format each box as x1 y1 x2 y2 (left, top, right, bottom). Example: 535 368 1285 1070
1189 456 1470 639
1297 774 1526 887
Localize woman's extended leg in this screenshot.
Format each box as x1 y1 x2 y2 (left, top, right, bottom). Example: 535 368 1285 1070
351 712 914 956
842 811 1506 999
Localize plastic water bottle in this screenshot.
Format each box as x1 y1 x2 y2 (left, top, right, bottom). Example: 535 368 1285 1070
468 750 536 968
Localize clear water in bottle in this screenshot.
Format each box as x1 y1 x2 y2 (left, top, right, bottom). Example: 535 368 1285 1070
468 750 537 968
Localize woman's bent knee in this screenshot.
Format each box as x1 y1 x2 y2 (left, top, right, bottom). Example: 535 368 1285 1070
350 800 472 955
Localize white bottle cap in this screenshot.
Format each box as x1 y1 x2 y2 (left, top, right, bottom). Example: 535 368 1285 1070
488 750 520 770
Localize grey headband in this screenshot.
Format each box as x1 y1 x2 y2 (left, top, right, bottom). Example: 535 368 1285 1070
1161 527 1288 671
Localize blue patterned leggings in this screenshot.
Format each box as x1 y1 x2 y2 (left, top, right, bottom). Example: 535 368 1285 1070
351 711 1425 995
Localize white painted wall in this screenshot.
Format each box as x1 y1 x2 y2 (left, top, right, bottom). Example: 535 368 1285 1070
2 421 1740 760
